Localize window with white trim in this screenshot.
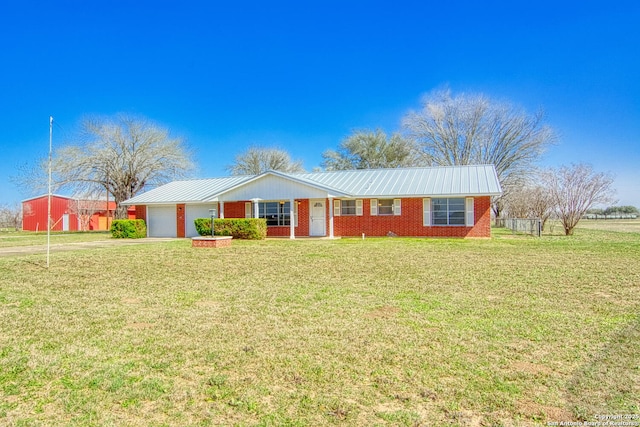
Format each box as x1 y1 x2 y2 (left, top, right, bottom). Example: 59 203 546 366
371 199 401 216
258 201 291 226
432 198 465 225
341 200 356 215
334 199 363 216
377 199 394 215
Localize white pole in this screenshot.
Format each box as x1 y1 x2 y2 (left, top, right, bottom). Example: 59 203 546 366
47 116 53 268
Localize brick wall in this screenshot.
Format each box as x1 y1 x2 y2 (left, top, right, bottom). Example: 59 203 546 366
297 200 310 236
223 201 247 218
333 197 492 238
135 205 147 223
177 196 492 238
176 204 186 238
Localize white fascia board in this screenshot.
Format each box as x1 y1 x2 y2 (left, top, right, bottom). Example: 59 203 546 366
213 170 351 200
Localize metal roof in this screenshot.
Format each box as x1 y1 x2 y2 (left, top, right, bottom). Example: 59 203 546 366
123 165 501 205
293 165 502 197
122 176 252 205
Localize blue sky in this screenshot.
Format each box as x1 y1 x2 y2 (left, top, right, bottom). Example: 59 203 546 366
1 1 638 207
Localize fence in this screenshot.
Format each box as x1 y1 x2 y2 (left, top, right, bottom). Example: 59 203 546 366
495 218 542 237
583 214 637 220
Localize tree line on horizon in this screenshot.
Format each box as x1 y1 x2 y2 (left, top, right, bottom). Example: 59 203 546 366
12 88 617 235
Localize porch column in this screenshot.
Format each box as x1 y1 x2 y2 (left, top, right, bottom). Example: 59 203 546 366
289 198 295 239
253 200 259 219
328 197 334 239
219 201 224 219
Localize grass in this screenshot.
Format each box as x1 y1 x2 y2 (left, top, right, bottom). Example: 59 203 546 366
0 231 112 248
0 227 638 426
574 218 640 234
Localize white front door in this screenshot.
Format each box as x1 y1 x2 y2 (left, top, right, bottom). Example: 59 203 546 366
310 200 326 236
62 214 69 231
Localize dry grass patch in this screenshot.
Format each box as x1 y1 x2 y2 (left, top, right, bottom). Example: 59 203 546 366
1 229 639 425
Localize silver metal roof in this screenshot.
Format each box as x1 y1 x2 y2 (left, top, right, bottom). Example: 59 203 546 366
123 165 501 205
294 165 502 197
122 176 252 205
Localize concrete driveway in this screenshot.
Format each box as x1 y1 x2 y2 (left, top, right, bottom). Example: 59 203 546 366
0 238 179 258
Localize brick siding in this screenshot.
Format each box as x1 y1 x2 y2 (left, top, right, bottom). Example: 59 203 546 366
176 204 186 238
135 205 146 223
333 197 492 238
168 196 492 239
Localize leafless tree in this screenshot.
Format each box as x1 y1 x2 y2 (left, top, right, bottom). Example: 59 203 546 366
321 129 424 170
0 203 22 230
403 89 556 216
226 146 304 175
66 190 107 231
540 164 616 235
50 114 193 219
503 180 554 230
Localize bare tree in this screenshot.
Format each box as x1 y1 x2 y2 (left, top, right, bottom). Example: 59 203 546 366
11 160 49 196
321 129 424 170
0 203 22 230
226 146 304 175
503 182 554 230
50 114 193 218
66 191 107 231
541 164 616 235
403 89 556 216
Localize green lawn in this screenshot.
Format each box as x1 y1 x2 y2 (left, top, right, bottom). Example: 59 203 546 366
0 228 638 426
0 231 112 248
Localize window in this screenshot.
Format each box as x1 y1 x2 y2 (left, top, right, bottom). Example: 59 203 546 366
258 201 290 226
334 199 363 216
432 198 465 225
377 199 394 215
341 200 356 215
372 199 401 216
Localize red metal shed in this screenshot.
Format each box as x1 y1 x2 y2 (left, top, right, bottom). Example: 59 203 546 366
22 195 79 232
21 195 136 232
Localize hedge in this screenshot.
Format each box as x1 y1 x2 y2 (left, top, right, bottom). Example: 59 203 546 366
194 218 267 240
111 219 147 238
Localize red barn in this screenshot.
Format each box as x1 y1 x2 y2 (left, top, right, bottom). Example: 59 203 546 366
21 195 135 232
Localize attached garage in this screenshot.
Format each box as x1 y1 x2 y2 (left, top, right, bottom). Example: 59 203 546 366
185 204 217 238
147 205 177 237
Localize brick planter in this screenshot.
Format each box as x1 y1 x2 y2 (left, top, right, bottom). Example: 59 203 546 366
191 236 233 248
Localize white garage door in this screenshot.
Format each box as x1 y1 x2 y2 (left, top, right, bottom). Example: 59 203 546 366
185 204 217 237
148 205 177 237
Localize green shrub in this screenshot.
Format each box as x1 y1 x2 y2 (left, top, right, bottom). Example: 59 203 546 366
194 218 212 236
111 219 147 238
194 218 267 240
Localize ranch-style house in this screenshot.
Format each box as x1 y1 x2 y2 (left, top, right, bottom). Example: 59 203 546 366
122 164 502 239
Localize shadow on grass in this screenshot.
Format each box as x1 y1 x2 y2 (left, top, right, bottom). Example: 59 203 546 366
566 313 640 420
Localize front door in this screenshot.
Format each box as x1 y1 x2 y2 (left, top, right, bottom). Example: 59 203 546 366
310 200 326 236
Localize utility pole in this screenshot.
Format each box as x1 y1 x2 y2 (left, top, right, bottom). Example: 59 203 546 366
47 116 53 268
106 169 109 230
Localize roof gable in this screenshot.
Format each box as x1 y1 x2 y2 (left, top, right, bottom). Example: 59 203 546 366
216 171 347 201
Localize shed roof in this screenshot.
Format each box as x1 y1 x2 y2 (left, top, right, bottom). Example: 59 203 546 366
122 165 502 205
